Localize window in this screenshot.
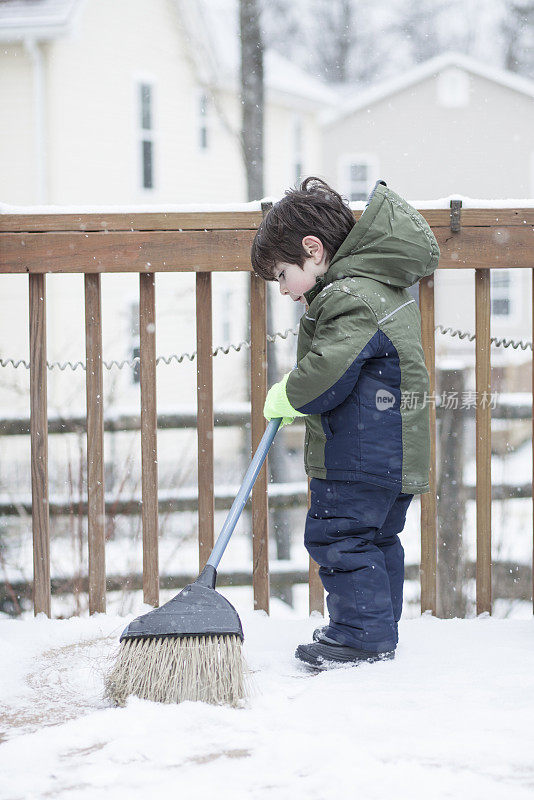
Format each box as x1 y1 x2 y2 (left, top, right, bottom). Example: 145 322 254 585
294 115 303 184
130 302 140 384
491 269 511 317
132 346 141 384
138 82 155 189
141 84 152 130
349 164 369 201
199 92 209 150
142 141 153 190
220 288 232 343
338 156 379 202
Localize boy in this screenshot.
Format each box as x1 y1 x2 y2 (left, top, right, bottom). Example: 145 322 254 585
251 177 440 669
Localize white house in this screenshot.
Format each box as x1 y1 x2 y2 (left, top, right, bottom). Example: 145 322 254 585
321 51 534 384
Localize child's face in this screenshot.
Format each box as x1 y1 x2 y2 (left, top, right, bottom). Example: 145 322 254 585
274 262 318 304
274 236 328 304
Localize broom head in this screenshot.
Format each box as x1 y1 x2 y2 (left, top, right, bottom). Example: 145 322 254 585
105 566 247 706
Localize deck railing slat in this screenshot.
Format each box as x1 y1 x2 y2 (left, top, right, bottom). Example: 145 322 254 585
475 268 492 614
29 273 51 617
308 561 324 613
308 478 324 614
419 275 437 614
84 274 106 614
196 272 215 570
3 224 534 274
2 208 534 235
139 273 159 606
250 273 270 613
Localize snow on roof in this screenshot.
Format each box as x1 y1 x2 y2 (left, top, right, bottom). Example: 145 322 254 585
1 0 337 106
0 0 82 40
322 50 534 126
178 0 338 107
264 50 338 106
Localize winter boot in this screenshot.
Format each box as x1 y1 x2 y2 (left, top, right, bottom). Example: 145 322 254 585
296 640 395 670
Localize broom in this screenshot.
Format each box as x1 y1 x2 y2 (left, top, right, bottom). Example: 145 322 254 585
104 417 282 707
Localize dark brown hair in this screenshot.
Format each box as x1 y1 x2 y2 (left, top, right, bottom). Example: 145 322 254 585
251 176 355 281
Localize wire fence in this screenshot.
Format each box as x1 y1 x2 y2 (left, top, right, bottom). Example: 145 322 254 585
0 323 531 373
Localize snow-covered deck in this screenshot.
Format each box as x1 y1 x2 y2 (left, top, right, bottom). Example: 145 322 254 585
1 602 533 799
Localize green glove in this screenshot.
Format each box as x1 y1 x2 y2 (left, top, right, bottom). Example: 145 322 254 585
263 373 307 428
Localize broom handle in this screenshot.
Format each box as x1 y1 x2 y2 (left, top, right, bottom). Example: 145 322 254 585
206 417 282 570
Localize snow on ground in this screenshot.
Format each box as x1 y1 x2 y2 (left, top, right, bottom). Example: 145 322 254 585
1 596 534 800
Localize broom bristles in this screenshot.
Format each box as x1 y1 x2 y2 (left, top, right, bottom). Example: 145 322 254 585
104 634 248 707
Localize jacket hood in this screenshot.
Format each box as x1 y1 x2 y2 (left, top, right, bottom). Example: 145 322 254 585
306 181 440 301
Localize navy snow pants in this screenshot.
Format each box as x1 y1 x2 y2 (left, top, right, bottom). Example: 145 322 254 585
304 478 414 653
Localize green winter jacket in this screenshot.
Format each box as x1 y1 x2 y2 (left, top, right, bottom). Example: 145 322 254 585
285 181 439 495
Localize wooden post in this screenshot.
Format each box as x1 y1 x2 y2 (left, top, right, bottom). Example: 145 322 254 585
196 272 215 570
308 477 324 614
84 274 106 614
29 274 51 616
419 274 437 614
475 268 492 615
436 367 468 617
250 272 270 612
140 273 159 606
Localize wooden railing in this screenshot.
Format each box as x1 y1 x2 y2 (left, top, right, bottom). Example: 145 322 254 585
1 203 533 617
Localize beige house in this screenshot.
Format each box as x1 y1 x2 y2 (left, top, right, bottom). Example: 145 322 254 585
0 0 334 206
0 0 335 421
0 0 338 497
